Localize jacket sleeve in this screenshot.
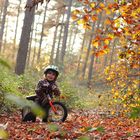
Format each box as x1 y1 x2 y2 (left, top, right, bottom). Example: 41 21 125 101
52 83 61 96
35 80 46 100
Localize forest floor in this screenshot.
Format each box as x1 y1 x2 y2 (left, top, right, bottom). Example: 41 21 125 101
0 109 140 140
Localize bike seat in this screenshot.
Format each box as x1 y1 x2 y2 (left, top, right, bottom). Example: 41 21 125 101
26 95 37 101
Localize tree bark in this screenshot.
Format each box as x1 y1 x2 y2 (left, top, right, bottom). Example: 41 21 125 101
0 0 8 52
110 38 117 66
76 30 87 75
55 13 65 65
3 17 8 53
15 0 35 75
82 23 96 78
50 11 61 64
31 15 41 67
87 13 102 86
26 14 36 68
71 27 78 52
13 0 22 59
60 0 73 65
67 27 73 51
0 1 4 20
37 3 47 63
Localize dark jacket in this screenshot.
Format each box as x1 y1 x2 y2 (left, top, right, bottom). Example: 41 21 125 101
35 79 61 101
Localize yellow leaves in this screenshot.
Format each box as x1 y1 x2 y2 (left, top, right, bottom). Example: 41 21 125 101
99 3 105 8
91 15 98 21
105 19 112 25
71 9 81 20
103 37 112 45
96 7 102 13
71 14 78 20
107 34 115 40
104 39 110 45
72 9 81 15
77 19 86 25
83 23 92 30
104 7 112 15
114 91 119 97
92 41 99 48
90 2 96 8
92 36 100 47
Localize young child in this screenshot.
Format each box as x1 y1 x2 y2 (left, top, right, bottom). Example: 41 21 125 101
22 65 61 122
35 65 61 107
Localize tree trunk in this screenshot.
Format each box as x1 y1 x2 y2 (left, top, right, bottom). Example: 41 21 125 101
13 0 22 59
31 15 41 67
110 38 117 65
0 0 8 52
82 23 96 78
15 0 35 75
37 3 47 63
26 14 36 68
55 13 65 65
0 1 4 20
87 13 102 86
67 27 73 51
50 11 61 64
60 0 72 65
71 27 78 52
76 30 87 76
3 17 8 53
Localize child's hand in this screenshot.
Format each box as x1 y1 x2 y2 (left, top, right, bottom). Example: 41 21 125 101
42 82 50 88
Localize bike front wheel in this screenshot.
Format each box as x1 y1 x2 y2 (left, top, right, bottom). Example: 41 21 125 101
46 102 68 122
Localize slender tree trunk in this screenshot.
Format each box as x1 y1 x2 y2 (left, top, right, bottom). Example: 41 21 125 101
103 54 108 68
26 14 36 68
31 45 36 66
71 27 78 52
3 17 8 53
82 23 96 78
55 13 65 64
0 0 8 53
13 0 21 59
87 13 102 86
76 30 87 75
37 3 47 63
49 25 59 64
31 15 41 67
60 0 73 65
15 0 35 75
50 11 61 64
110 38 117 66
0 1 4 20
67 27 73 51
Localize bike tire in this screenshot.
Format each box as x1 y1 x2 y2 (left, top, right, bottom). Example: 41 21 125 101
45 102 68 122
21 106 36 122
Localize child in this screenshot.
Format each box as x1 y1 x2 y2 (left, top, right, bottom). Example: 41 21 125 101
35 65 61 107
22 65 61 122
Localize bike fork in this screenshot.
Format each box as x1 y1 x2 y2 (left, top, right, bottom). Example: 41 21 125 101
49 101 57 113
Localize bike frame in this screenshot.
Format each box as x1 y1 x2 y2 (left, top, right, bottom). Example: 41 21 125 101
47 94 57 113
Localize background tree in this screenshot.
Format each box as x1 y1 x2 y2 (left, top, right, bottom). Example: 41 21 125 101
15 0 35 75
0 0 9 52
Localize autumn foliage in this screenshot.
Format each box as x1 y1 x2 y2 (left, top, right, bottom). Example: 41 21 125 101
0 110 140 139
72 0 140 114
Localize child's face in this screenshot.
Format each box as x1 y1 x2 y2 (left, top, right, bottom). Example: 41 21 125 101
45 71 56 81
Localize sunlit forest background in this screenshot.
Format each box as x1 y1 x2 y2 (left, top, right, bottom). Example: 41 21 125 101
0 0 140 139
0 0 139 120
